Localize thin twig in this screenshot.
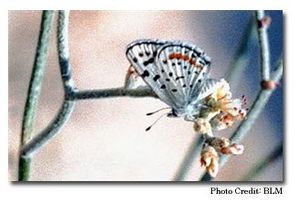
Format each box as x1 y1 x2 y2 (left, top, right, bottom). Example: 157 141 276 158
271 59 283 82
256 10 271 81
243 143 283 181
72 87 156 100
228 63 283 144
18 10 54 181
57 10 76 96
20 11 55 145
173 134 206 181
19 11 158 168
21 100 75 157
19 10 76 180
20 11 76 158
21 88 157 156
199 59 283 181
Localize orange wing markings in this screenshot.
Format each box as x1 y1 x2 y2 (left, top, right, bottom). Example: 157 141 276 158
168 53 203 69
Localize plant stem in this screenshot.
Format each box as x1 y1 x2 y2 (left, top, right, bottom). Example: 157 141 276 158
20 11 54 145
57 10 75 96
230 63 283 144
21 100 75 157
19 11 158 168
18 10 54 181
20 11 76 162
256 10 271 81
72 87 156 100
243 143 283 181
20 87 157 157
18 156 32 181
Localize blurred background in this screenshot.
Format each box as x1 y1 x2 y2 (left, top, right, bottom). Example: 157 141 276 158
8 10 283 181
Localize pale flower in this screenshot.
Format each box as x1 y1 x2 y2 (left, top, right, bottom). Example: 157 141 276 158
209 137 245 155
201 79 247 131
193 118 213 137
220 143 244 155
200 145 219 178
208 79 246 115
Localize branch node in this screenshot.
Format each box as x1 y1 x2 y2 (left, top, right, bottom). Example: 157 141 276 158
261 80 276 90
257 16 272 28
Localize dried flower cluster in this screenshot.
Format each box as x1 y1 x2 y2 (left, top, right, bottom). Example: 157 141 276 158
194 79 247 177
200 137 244 177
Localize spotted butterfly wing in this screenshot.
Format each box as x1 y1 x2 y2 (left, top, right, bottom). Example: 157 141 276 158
126 39 221 120
156 42 221 104
126 39 176 107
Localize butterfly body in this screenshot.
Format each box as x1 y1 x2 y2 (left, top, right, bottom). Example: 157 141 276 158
126 39 221 122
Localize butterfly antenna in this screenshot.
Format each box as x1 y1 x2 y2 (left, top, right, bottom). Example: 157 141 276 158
146 107 170 116
145 112 169 131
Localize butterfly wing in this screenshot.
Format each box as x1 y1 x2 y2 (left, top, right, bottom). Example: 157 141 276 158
155 41 215 107
126 39 181 108
126 39 222 118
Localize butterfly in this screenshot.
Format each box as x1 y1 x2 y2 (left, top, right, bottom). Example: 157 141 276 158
126 39 222 127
